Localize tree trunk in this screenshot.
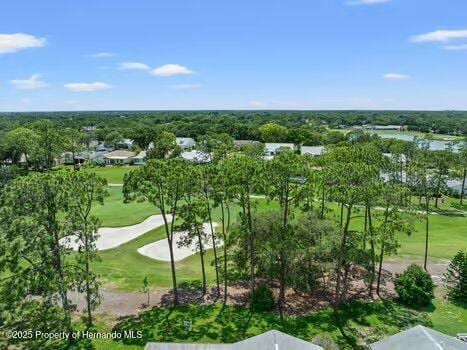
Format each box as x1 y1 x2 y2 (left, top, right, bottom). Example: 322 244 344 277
220 201 229 304
376 243 384 296
162 212 179 305
278 251 286 319
334 205 352 309
205 199 220 297
424 214 429 271
320 183 326 218
368 207 376 297
197 232 207 295
246 198 255 291
340 202 344 227
461 168 466 206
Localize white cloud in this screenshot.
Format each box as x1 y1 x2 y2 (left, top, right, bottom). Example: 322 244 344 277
151 64 193 77
249 100 266 108
119 62 150 70
91 52 114 58
383 73 410 80
347 0 389 5
64 82 112 92
442 44 467 51
411 29 467 43
169 83 202 89
10 74 47 90
0 33 46 54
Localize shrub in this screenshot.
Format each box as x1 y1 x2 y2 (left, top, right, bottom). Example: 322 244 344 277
395 264 434 307
311 335 339 350
250 284 275 311
443 251 467 303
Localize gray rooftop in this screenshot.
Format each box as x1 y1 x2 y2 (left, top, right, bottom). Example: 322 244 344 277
370 325 467 350
145 330 323 350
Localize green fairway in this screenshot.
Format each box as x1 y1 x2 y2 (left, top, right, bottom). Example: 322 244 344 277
93 224 218 290
92 298 465 350
323 202 467 262
394 214 467 261
94 198 466 290
83 165 134 184
92 187 159 227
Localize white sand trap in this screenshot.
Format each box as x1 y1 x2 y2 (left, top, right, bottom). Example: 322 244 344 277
137 223 221 262
64 215 172 251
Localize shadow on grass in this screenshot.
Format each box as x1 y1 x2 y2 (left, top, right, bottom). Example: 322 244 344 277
111 297 432 349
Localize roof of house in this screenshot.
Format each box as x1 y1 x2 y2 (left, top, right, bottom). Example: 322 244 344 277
301 146 326 156
265 143 294 150
370 325 467 350
181 150 211 163
145 330 323 350
234 140 262 147
133 151 147 159
104 150 136 159
177 137 196 146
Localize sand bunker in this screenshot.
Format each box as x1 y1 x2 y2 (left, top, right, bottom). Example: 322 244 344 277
137 223 221 262
64 214 172 251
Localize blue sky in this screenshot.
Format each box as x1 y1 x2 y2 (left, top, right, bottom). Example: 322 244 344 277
1 0 467 111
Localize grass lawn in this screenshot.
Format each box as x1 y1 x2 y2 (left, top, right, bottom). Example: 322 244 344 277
92 187 159 227
324 203 467 262
83 165 134 184
94 198 465 290
93 224 218 291
91 297 466 350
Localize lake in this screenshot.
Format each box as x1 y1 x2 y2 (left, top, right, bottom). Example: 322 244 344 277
372 132 461 151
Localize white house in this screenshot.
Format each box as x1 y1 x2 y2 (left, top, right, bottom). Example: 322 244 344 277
176 137 196 150
181 150 211 163
133 151 147 165
264 143 295 157
102 150 135 165
301 146 327 157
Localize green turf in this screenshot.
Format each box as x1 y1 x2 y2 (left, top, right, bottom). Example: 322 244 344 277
93 224 218 291
94 198 465 290
322 203 467 262
83 165 134 184
92 187 159 227
91 298 465 350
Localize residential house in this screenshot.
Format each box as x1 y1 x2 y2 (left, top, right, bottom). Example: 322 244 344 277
176 137 196 150
301 146 327 157
181 150 211 163
234 140 262 149
102 150 135 165
264 143 295 158
145 326 467 350
133 151 147 165
370 325 467 350
145 330 323 350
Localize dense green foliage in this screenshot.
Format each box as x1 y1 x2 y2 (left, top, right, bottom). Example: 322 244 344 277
443 251 467 303
395 264 435 307
250 284 276 311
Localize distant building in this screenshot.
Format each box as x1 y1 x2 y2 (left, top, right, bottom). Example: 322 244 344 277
447 179 467 195
82 126 96 132
234 140 262 149
372 125 405 131
176 137 196 150
301 146 327 157
145 330 323 350
181 150 211 163
264 143 294 157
